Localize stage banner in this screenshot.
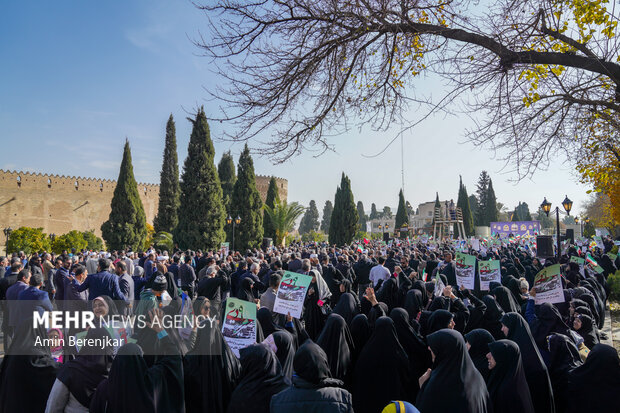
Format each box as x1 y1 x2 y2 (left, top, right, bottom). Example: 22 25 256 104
490 221 541 237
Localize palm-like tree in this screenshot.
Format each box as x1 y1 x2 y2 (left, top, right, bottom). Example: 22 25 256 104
263 200 305 246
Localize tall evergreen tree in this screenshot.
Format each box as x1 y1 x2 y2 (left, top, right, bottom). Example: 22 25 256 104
432 192 441 225
536 207 555 229
369 203 379 220
329 173 358 245
230 144 264 250
484 178 498 225
101 140 147 251
357 201 367 231
511 207 520 221
395 189 408 229
320 200 333 232
175 107 226 250
515 201 533 221
263 177 279 240
468 194 479 223
382 206 393 219
154 114 180 233
299 200 320 234
218 151 236 213
457 176 475 236
475 171 490 226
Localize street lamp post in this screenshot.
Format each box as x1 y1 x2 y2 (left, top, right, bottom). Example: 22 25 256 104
226 215 241 252
540 195 573 260
3 227 12 255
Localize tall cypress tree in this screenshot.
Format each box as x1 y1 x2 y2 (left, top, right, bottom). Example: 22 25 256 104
299 200 320 234
154 114 180 233
218 151 236 213
468 194 479 223
320 200 333 232
511 207 520 221
357 201 367 232
475 171 490 226
395 189 408 228
263 177 279 240
230 144 263 250
457 176 475 236
101 140 147 251
329 173 358 245
369 203 378 220
484 178 498 225
175 107 226 250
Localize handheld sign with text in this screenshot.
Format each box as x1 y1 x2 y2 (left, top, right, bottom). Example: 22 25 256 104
478 260 501 291
569 256 586 278
533 264 565 305
222 298 257 357
272 271 313 319
455 252 476 290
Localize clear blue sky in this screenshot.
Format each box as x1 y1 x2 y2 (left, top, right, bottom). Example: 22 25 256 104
0 1 591 218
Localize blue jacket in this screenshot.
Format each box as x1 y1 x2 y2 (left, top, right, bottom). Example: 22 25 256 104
74 271 127 302
54 266 70 301
270 377 354 413
6 281 29 327
15 286 53 322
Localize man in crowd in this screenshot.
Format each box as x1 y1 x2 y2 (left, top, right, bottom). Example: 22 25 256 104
369 256 391 287
72 258 127 303
259 272 281 312
115 260 134 315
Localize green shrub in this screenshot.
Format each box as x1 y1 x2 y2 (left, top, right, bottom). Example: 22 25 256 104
6 227 51 254
608 270 620 302
82 231 104 251
51 230 87 254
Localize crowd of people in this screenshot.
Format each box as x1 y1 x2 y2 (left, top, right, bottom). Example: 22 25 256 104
0 233 619 413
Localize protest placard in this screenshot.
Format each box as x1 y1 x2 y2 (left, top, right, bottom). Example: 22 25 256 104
455 252 476 290
222 298 257 357
570 256 586 278
478 260 501 291
533 264 565 305
272 271 313 319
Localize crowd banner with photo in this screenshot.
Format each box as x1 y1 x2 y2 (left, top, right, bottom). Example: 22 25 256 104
222 297 257 357
570 256 586 277
593 236 605 250
533 264 565 305
478 260 501 291
272 271 313 319
220 242 230 256
490 221 541 237
470 238 480 251
455 252 476 290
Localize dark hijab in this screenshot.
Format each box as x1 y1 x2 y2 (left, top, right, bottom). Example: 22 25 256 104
353 317 411 413
574 313 598 349
416 329 490 413
90 340 184 413
292 340 342 387
390 307 431 390
349 314 371 363
333 292 359 326
480 295 505 340
487 340 535 413
464 329 495 381
567 344 620 413
492 285 521 314
0 319 59 413
272 330 295 381
427 309 454 335
316 313 355 384
500 312 555 413
226 344 288 413
57 327 114 408
412 279 429 308
530 302 572 349
257 307 281 338
547 333 582 413
404 288 423 323
237 277 255 302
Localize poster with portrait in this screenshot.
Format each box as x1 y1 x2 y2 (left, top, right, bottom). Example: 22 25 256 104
222 298 257 357
455 252 476 290
533 264 565 305
273 271 313 319
478 260 501 291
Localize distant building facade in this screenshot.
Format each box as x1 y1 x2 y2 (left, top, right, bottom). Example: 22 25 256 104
0 170 287 237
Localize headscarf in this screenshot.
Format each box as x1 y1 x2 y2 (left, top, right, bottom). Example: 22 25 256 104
573 313 598 349
530 302 572 349
353 317 412 413
316 313 355 384
349 314 371 363
57 327 114 408
416 329 490 413
567 344 620 413
464 329 495 381
333 293 359 326
310 269 332 301
0 319 60 413
404 289 423 324
89 340 184 413
500 312 555 413
547 333 582 413
226 344 288 413
257 307 281 338
390 308 431 383
480 295 505 340
492 285 522 314
292 340 340 387
486 340 535 413
427 309 454 335
237 277 255 302
272 330 295 381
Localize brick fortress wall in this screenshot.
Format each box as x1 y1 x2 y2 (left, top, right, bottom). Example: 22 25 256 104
0 170 287 237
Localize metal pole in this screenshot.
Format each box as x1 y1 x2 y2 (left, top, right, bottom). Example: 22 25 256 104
232 222 235 252
556 207 561 261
